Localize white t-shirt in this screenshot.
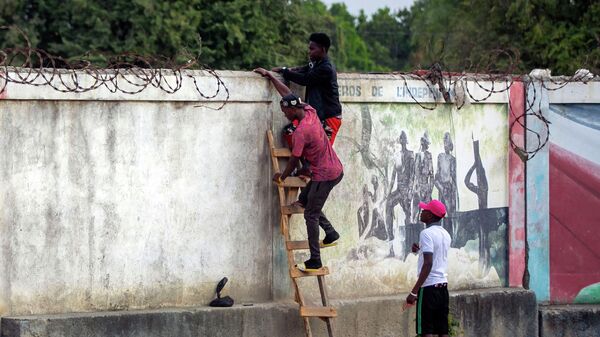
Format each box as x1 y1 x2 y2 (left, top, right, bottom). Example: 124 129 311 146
417 223 451 287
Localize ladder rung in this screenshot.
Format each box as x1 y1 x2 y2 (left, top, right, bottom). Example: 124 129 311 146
286 240 330 250
291 266 329 278
300 306 337 318
272 147 292 157
281 204 304 215
279 177 307 188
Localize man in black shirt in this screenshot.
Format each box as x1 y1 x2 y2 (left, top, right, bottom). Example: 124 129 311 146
272 32 343 144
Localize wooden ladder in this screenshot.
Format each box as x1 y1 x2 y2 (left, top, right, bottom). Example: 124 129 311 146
267 130 336 337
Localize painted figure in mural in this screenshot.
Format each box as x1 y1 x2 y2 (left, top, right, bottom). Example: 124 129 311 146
271 32 343 144
411 132 434 224
434 132 458 239
385 130 415 257
357 185 372 238
251 73 344 272
406 199 451 337
464 138 490 273
465 139 488 209
358 175 387 241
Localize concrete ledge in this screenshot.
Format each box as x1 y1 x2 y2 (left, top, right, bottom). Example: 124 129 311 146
450 288 537 337
1 303 305 337
1 288 536 337
539 305 600 337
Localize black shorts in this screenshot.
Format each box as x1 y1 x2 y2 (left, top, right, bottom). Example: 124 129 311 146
416 284 449 335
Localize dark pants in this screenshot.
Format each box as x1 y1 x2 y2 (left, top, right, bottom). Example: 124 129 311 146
416 284 449 335
299 172 343 260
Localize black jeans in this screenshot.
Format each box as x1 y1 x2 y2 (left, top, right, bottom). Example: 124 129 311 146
299 172 343 260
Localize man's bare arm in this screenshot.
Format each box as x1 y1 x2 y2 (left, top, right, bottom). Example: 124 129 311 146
406 253 433 304
412 253 433 292
254 67 291 97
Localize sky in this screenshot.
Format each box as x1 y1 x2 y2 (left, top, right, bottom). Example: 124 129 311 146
320 0 415 17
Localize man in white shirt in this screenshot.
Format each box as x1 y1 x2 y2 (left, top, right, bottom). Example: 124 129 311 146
406 199 451 337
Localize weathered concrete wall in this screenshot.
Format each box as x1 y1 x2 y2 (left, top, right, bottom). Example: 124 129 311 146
451 288 537 336
0 71 279 316
0 70 514 316
539 305 600 337
0 288 536 337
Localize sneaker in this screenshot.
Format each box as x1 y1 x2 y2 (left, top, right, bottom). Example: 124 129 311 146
322 231 340 247
296 258 322 272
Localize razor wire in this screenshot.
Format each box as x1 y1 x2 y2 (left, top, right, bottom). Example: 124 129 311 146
386 48 598 162
0 25 229 110
1 26 599 161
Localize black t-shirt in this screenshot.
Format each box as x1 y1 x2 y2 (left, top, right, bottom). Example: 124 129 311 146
282 58 342 120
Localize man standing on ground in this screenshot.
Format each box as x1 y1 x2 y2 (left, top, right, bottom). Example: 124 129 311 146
272 32 342 144
406 199 451 337
257 88 342 271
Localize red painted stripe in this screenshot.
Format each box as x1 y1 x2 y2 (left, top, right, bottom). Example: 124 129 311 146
550 143 600 302
550 143 600 195
508 81 526 287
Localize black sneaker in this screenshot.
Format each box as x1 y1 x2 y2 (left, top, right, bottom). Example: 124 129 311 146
322 231 340 247
296 258 322 272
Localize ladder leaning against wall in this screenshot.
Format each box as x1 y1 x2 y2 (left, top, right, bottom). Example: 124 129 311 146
267 130 336 337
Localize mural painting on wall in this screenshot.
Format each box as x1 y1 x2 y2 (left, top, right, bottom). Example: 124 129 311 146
548 104 600 304
317 103 509 298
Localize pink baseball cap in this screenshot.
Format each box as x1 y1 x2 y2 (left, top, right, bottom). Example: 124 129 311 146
418 199 447 218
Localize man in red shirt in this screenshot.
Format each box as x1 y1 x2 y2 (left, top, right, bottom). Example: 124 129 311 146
272 93 344 272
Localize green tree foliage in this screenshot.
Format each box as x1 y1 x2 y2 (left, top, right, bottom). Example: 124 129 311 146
278 0 336 68
409 0 600 75
357 7 412 71
196 0 282 68
328 3 380 71
0 0 203 64
0 0 597 74
0 0 410 71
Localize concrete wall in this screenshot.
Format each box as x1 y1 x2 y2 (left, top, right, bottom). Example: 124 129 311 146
539 305 600 337
0 71 279 316
0 70 514 316
0 288 537 337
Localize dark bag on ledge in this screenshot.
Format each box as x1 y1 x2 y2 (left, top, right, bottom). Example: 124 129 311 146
209 277 234 307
